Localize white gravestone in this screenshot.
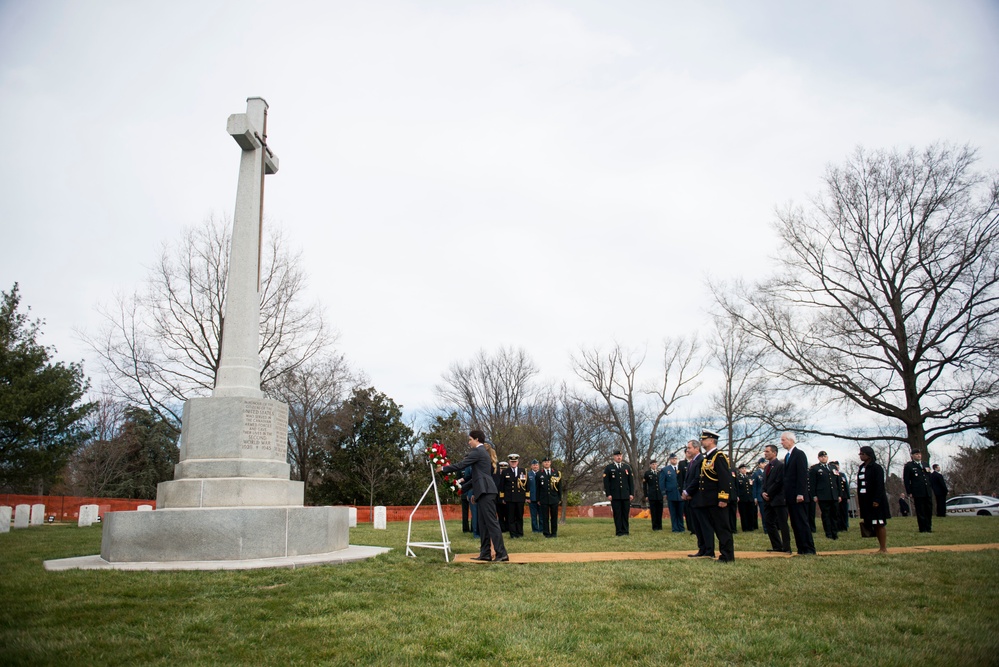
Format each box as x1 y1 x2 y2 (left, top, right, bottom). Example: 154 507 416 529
137 505 153 511
14 504 30 528
97 98 349 564
348 507 357 528
0 506 11 533
374 506 387 530
30 504 45 525
78 504 100 527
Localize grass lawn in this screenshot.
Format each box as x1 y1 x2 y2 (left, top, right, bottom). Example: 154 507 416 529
2 513 998 666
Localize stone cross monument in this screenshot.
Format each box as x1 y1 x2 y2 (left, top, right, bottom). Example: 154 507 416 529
99 98 348 564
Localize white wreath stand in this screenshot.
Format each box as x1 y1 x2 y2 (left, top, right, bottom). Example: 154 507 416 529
405 460 452 561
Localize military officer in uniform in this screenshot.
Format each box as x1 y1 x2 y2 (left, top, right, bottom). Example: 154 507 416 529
603 450 634 536
904 449 933 532
808 450 840 540
500 453 528 538
736 463 757 532
832 461 850 531
495 460 509 533
536 456 561 537
643 459 664 531
930 464 948 518
692 429 735 562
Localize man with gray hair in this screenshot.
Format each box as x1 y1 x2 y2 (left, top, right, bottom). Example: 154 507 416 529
780 431 816 555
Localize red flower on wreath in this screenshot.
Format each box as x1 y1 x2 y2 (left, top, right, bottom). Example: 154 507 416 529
426 441 462 495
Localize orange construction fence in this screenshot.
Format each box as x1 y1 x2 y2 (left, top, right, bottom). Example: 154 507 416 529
1 495 655 524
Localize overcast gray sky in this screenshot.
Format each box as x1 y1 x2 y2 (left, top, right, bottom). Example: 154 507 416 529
2 1 997 464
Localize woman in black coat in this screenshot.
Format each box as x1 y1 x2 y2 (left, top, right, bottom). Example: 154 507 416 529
857 445 889 554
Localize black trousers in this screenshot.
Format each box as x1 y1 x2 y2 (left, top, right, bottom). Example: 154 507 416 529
691 505 711 555
461 495 471 533
913 495 933 532
611 499 630 535
649 498 663 530
739 501 757 531
764 503 790 552
705 504 735 561
818 499 839 539
837 499 849 531
540 503 559 536
507 501 525 537
934 493 947 518
684 500 695 534
807 499 817 532
497 501 508 532
788 499 816 554
475 493 507 560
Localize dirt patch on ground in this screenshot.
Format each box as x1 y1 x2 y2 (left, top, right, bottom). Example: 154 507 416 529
452 543 999 563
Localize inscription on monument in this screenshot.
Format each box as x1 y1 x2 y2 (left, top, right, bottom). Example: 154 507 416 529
240 400 286 459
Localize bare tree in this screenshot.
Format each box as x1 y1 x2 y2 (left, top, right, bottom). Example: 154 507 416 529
714 144 999 463
86 215 329 433
572 339 703 472
527 383 613 521
66 388 129 496
268 352 362 489
435 346 540 457
707 312 807 467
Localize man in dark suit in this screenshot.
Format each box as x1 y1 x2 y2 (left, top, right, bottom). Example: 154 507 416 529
678 447 695 535
832 461 850 531
440 430 508 562
643 460 664 531
693 429 735 562
808 450 839 540
904 449 933 532
536 456 561 537
761 444 791 553
780 431 816 555
603 450 634 536
681 439 708 556
930 464 948 518
501 453 527 538
662 454 684 532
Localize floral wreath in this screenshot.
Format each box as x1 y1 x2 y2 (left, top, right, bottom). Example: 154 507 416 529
426 441 463 495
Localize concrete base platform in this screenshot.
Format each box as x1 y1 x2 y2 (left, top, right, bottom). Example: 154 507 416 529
43 545 390 571
101 505 348 562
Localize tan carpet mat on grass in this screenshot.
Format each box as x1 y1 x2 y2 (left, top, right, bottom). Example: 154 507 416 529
452 543 999 563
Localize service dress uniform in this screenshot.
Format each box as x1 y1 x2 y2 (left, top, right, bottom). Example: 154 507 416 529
903 458 933 532
603 459 634 536
643 466 664 531
808 461 840 539
536 465 561 537
692 447 735 561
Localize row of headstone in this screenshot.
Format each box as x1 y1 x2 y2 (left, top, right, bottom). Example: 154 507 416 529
0 506 10 533
78 504 100 527
8 504 46 528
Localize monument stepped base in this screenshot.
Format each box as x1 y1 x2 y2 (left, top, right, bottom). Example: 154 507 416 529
100 505 349 562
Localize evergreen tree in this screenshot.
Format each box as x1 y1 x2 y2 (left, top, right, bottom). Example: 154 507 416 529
0 284 94 492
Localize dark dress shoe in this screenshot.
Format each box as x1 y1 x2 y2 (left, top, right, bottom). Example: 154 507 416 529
496 556 510 562
470 556 492 562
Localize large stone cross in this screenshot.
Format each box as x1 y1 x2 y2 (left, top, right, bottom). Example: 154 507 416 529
214 97 279 398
